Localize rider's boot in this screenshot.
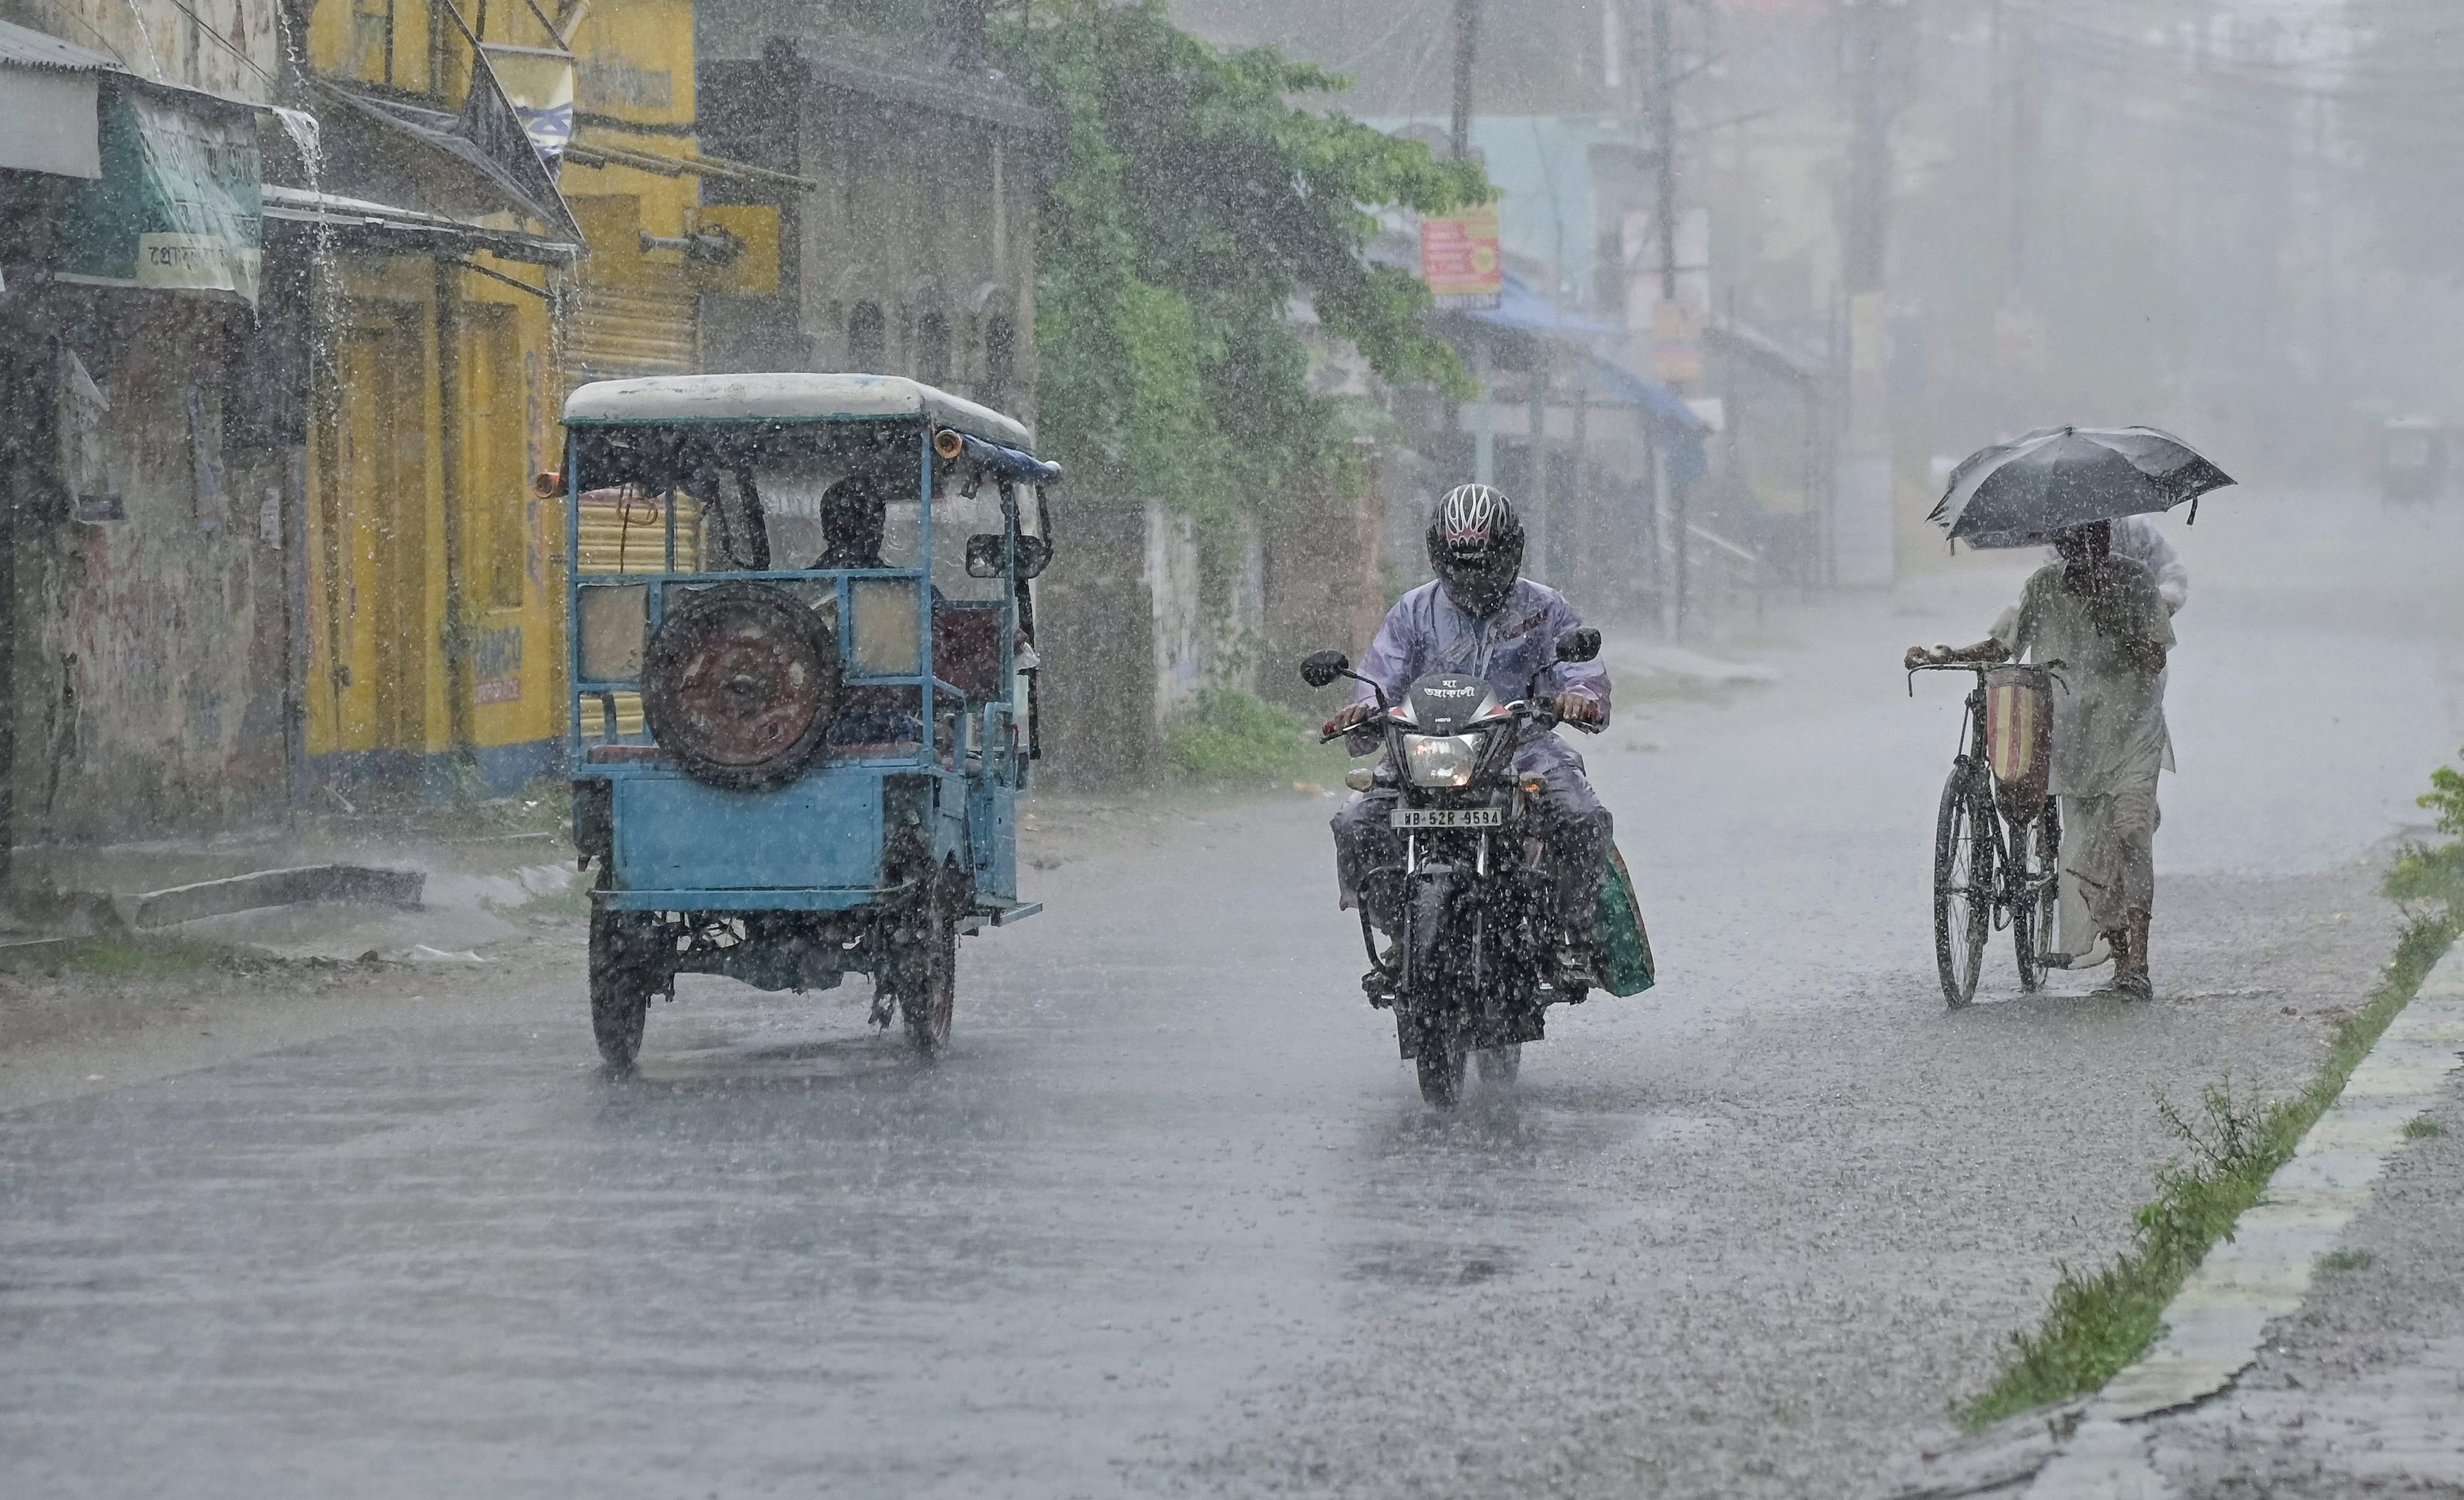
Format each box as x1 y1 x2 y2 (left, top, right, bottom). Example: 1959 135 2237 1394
1549 864 1605 1000
1360 917 1401 1006
1551 946 1598 1000
1550 912 1602 1000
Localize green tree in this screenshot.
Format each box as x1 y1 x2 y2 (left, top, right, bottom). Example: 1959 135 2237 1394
1005 1 1487 520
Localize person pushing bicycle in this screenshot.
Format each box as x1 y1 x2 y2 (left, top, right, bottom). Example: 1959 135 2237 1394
1906 520 2174 1000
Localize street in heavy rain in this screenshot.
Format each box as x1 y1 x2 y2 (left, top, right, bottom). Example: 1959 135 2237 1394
1 491 2455 1499
9 0 2464 1497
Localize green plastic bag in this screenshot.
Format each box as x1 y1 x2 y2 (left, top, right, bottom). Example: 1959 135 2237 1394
1593 845 1656 997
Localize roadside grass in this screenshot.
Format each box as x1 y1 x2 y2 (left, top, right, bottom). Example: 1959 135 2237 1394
427 774 573 842
479 865 592 923
1955 837 2464 1429
2315 1247 2375 1274
0 934 230 980
515 878 594 921
1162 687 1351 792
2400 1115 2445 1140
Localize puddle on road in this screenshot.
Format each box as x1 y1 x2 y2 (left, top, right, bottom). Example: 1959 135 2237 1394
624 1033 914 1088
1348 1241 1523 1286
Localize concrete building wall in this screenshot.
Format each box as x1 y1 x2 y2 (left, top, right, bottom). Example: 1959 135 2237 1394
697 47 1040 427
6 294 292 842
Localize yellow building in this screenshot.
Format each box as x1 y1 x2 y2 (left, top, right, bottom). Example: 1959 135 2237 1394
292 0 766 797
286 0 574 796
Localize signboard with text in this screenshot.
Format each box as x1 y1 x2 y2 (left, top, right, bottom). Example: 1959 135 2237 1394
50 85 261 305
1419 203 1502 310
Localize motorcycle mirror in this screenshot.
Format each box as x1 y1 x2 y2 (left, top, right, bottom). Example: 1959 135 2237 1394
1555 627 1602 664
964 533 1056 580
1299 649 1351 689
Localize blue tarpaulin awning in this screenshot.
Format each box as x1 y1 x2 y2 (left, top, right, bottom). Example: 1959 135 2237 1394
1448 272 1709 484
1464 273 1621 339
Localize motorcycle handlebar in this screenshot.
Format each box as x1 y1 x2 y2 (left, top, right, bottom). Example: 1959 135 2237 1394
1321 701 1602 744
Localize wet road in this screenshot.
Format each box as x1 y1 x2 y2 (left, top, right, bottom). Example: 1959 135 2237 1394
2 493 2458 1498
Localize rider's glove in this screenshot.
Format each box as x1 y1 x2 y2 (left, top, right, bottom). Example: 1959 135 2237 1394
1550 692 1605 728
1324 703 1378 737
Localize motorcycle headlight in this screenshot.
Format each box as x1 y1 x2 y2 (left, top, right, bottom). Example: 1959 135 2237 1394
1403 733 1480 789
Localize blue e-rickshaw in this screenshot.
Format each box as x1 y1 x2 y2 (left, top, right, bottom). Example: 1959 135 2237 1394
560 374 1055 1067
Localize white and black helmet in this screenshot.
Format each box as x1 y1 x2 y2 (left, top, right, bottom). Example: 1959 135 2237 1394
1428 483 1524 615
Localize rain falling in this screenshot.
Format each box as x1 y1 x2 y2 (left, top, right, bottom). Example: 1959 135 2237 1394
0 0 2460 1496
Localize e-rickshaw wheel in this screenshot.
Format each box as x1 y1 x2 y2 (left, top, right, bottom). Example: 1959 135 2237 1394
640 583 839 792
588 903 665 1070
883 864 959 1055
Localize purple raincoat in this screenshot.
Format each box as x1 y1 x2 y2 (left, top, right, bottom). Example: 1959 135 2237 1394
1347 579 1610 769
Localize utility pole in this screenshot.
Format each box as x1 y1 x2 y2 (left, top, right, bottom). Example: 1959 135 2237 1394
1527 346 1549 584
1451 0 1478 162
1842 1 1892 299
1453 0 1493 490
1992 0 2042 438
1648 0 1688 638
1650 0 1678 306
1833 0 1899 588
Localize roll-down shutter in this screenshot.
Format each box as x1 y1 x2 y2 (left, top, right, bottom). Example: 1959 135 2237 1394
565 282 698 386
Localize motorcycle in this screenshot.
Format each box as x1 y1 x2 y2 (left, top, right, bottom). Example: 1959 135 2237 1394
1301 627 1604 1107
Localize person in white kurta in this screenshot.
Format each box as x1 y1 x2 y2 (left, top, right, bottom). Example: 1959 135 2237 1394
2100 515 2187 615
2042 513 2184 965
1910 522 2175 1000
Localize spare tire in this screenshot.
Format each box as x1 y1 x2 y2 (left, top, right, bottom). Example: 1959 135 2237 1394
640 583 839 791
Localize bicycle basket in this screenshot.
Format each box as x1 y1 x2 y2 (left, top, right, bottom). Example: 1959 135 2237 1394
1983 663 2053 817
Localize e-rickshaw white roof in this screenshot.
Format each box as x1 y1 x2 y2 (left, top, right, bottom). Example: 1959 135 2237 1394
562 373 1034 453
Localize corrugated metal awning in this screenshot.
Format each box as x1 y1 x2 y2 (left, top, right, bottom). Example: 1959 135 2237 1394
260 185 580 264
0 19 120 178
0 16 122 72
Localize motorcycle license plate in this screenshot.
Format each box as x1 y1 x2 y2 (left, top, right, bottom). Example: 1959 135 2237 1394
1390 807 1503 830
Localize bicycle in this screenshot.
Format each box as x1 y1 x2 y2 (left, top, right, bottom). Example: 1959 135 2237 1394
1908 660 2063 1007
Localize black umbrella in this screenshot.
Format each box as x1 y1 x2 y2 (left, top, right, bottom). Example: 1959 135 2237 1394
1929 425 2234 547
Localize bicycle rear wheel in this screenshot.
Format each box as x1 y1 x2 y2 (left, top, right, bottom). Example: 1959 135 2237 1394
2011 806 2060 991
1933 769 1995 1008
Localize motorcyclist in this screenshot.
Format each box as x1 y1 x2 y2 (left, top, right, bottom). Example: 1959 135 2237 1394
1328 484 1614 992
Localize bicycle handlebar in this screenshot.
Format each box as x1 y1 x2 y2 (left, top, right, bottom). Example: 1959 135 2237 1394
1904 657 2070 697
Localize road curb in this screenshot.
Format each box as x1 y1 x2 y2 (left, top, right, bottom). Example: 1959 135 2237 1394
1883 941 2464 1500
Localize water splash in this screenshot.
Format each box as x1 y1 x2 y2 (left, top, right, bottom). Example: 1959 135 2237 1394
273 107 323 185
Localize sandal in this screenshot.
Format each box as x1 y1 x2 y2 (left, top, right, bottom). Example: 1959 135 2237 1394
2090 971 2154 1003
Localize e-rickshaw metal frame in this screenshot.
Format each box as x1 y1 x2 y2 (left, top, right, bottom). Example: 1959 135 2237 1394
561 375 1053 1066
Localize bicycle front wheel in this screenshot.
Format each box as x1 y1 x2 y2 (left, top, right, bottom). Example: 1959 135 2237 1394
1933 768 1994 1008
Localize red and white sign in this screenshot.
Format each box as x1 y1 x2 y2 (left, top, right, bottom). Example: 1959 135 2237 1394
1419 203 1503 309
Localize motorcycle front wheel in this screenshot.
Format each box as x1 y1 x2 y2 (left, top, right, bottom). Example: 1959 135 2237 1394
1404 879 1471 1108
1417 1041 1468 1107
